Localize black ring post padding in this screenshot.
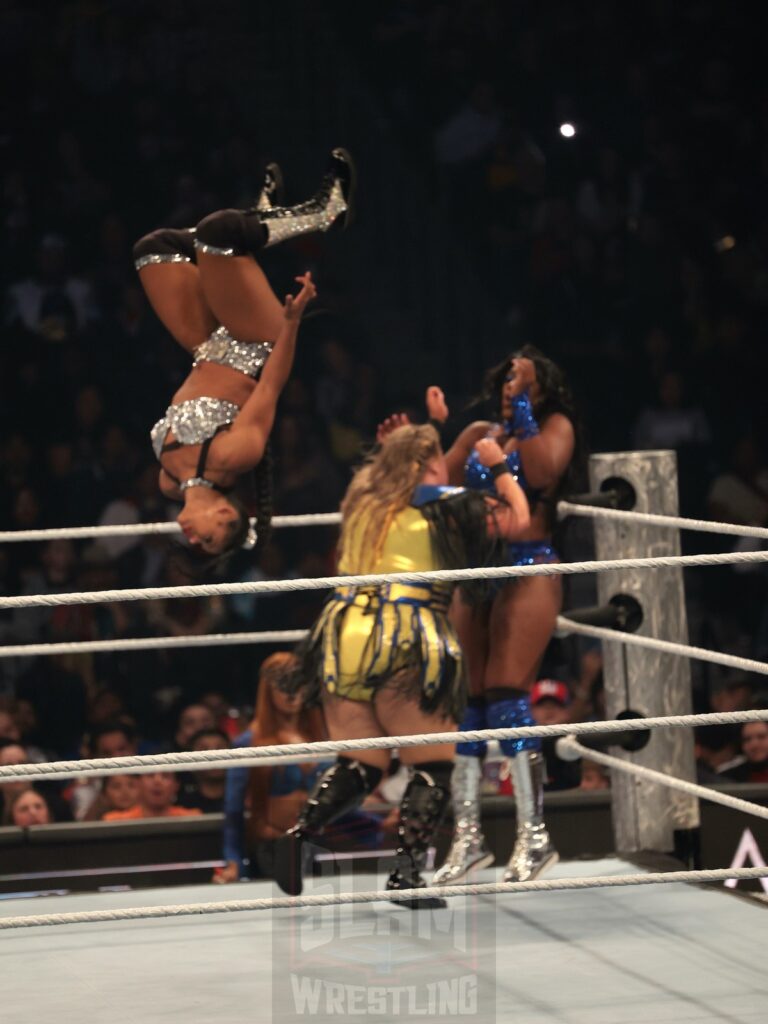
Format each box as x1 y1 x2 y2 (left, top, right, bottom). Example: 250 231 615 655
562 604 625 630
563 595 643 634
563 477 636 511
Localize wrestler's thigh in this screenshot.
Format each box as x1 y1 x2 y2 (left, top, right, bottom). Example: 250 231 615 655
449 591 490 698
321 692 391 772
484 576 562 690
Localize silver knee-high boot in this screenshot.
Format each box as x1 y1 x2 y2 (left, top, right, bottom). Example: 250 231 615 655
432 755 494 884
258 148 354 246
504 751 558 883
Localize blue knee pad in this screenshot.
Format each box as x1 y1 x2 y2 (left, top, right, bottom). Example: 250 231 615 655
456 702 488 758
486 694 541 756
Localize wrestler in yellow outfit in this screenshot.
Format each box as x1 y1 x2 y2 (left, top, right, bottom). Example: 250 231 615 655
302 481 503 723
315 496 463 709
273 424 530 903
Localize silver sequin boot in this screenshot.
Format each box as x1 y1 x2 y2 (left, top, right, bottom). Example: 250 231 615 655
432 755 494 885
259 148 355 247
504 751 558 883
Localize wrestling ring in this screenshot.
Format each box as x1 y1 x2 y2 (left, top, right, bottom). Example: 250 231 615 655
1 450 767 1023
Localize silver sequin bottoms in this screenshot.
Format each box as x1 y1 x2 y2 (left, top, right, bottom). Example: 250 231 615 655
193 326 272 379
151 397 240 461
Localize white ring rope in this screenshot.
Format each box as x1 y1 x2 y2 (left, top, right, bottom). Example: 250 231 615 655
2 709 766 785
101 751 330 778
556 616 768 677
1 867 766 931
2 503 765 545
0 512 343 544
0 629 310 659
557 737 768 821
2 617 766 678
559 500 768 540
4 549 768 611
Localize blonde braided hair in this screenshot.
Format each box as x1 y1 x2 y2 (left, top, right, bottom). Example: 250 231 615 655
339 424 441 573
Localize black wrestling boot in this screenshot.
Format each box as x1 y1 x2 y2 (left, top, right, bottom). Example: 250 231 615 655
273 757 382 897
258 147 356 247
386 762 452 910
254 161 285 212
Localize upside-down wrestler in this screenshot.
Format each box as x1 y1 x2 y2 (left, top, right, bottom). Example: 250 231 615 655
133 150 353 560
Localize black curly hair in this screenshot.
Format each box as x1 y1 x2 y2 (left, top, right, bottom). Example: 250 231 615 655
475 344 588 523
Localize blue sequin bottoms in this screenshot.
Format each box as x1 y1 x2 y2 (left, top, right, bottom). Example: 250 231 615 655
507 541 558 567
479 540 559 600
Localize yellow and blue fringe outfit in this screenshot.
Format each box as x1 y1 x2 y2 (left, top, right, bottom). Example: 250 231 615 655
299 485 503 722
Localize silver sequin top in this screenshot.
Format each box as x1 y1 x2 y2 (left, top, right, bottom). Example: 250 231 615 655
151 397 240 461
193 326 272 378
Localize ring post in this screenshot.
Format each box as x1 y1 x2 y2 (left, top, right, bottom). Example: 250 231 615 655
588 450 700 856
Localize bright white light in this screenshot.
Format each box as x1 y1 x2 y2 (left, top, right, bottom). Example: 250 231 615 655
559 122 576 138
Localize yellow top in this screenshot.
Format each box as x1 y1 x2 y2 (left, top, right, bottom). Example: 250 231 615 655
339 506 437 576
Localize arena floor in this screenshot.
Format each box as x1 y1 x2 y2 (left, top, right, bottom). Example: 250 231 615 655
1 858 764 1024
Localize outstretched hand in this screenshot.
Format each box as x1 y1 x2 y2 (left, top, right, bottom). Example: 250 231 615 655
284 272 317 320
376 413 411 443
425 385 449 424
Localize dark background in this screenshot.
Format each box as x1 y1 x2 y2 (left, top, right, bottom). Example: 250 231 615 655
0 0 767 757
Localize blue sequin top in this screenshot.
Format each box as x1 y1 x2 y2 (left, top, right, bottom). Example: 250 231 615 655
464 445 528 493
464 434 558 567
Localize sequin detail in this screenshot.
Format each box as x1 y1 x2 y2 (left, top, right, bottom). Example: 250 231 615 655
193 326 272 379
179 477 216 492
150 397 240 461
456 701 488 758
507 541 557 566
486 694 541 755
194 239 238 257
134 253 192 270
261 179 347 247
505 391 540 441
465 444 527 493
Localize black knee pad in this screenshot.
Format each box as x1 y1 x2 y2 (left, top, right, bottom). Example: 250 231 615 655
411 759 453 790
133 228 196 266
195 208 266 256
337 756 383 794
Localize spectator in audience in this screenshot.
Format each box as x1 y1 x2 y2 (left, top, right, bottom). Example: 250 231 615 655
83 774 140 821
695 725 745 783
89 721 139 759
531 680 581 791
174 703 216 751
9 788 52 828
70 720 140 819
579 760 610 790
0 740 32 822
709 675 755 714
5 234 95 340
0 707 21 742
724 722 768 783
178 728 230 813
214 652 327 883
104 771 201 820
0 740 72 823
632 371 712 453
707 435 768 526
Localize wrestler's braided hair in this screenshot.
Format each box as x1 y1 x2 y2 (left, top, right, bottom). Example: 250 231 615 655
251 440 273 555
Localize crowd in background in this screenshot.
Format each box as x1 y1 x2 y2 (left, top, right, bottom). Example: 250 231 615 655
0 0 767 836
